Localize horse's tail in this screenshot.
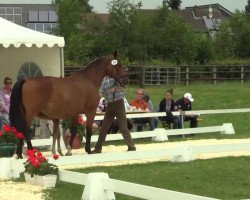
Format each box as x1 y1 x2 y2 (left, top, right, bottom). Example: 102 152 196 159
9 79 27 136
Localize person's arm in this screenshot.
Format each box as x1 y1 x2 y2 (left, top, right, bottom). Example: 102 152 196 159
0 91 8 113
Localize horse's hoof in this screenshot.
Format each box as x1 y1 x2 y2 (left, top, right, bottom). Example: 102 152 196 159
85 147 91 154
90 149 101 154
17 155 23 159
65 152 72 156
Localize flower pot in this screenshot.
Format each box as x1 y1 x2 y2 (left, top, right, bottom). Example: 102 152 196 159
65 132 82 149
24 173 57 188
0 143 17 157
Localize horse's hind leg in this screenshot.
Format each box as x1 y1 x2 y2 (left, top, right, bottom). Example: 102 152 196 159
65 116 78 156
52 119 63 156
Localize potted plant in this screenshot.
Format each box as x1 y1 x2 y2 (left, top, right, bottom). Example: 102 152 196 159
61 116 86 149
0 125 24 157
24 148 59 188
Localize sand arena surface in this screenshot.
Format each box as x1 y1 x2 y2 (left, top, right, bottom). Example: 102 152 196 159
1 138 250 200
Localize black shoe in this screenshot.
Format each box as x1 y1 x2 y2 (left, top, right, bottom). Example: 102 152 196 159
90 149 102 154
127 147 136 152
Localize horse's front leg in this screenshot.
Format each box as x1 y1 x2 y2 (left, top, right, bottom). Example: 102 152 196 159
85 125 92 154
16 139 24 159
85 113 95 154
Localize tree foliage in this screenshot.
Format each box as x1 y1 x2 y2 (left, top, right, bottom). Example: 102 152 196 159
55 0 250 65
246 0 250 13
167 0 182 10
54 0 93 64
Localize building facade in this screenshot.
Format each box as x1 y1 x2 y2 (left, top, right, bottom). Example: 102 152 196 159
0 0 57 34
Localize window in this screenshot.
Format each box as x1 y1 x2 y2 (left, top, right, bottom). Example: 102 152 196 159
17 62 43 81
49 11 57 22
29 11 38 22
0 7 22 25
39 11 48 22
26 22 58 34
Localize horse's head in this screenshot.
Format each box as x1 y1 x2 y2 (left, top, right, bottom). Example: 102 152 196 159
106 51 128 87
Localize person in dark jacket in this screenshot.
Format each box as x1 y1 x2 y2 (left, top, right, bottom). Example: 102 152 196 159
159 89 181 129
175 92 198 128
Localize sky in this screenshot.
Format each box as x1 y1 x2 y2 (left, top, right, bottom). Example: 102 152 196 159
89 0 248 13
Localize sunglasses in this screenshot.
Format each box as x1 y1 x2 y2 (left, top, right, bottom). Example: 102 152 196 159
5 82 12 84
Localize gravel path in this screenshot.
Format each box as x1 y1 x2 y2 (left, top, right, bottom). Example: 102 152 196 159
1 138 250 200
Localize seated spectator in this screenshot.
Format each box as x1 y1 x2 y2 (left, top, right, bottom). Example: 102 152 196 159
0 77 12 124
130 89 155 131
175 92 198 128
159 89 181 129
143 94 159 128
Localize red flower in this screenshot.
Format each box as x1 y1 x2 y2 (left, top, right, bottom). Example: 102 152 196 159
53 154 59 160
78 117 84 123
27 150 35 157
31 160 41 168
36 152 43 157
28 157 36 162
3 125 12 132
16 132 24 139
0 131 3 136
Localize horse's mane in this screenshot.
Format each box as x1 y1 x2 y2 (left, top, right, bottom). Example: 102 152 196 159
83 56 109 71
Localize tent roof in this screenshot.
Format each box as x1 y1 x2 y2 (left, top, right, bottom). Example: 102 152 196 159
0 17 65 48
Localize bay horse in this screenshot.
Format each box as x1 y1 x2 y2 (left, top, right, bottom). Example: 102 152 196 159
9 51 128 158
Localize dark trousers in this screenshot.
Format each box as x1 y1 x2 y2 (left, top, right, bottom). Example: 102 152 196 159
184 115 198 128
160 112 182 129
94 99 135 151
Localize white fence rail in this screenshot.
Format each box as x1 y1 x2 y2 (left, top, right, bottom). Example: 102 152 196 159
1 141 250 199
26 123 234 149
92 108 250 120
3 141 250 179
58 170 217 200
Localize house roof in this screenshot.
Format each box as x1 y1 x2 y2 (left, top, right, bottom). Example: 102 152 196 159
0 16 64 48
179 4 234 33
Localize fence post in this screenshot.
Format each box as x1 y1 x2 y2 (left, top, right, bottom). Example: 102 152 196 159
152 128 168 142
241 66 244 84
213 67 217 85
82 172 115 200
170 145 195 162
0 158 22 179
221 123 235 135
185 66 189 85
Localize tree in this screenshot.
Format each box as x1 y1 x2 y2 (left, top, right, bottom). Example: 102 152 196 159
54 0 93 64
229 11 250 58
106 0 149 61
195 34 214 64
167 0 182 10
151 5 197 64
246 0 250 13
213 21 235 59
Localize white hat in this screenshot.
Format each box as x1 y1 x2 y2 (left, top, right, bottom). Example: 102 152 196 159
184 93 194 102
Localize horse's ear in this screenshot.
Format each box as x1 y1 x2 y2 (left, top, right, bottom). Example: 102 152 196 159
113 50 118 59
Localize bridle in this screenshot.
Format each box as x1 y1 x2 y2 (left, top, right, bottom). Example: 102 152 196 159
110 60 128 86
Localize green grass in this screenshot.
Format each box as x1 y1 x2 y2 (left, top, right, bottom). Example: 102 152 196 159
8 82 250 199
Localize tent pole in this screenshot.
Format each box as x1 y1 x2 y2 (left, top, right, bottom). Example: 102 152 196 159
59 47 64 77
